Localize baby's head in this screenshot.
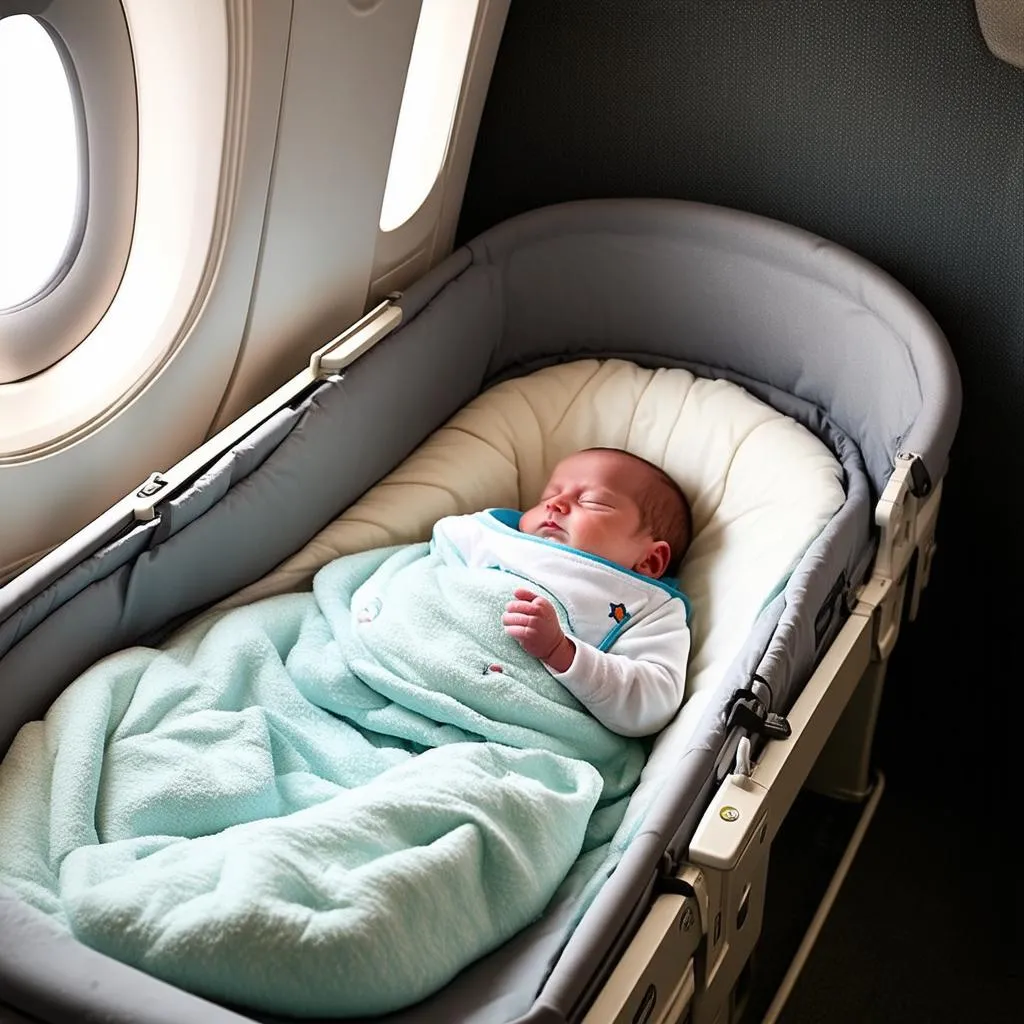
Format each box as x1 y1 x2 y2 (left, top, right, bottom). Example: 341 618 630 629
520 448 692 578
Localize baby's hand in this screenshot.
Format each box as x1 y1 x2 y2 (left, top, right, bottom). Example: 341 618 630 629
502 588 575 672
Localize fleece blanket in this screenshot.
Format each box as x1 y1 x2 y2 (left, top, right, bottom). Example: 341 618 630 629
0 540 647 1018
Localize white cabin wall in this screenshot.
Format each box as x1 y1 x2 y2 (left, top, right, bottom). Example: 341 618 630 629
1 0 294 579
213 0 510 428
208 0 421 429
0 0 508 582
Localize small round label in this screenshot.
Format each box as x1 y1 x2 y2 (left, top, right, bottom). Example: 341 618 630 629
719 806 740 822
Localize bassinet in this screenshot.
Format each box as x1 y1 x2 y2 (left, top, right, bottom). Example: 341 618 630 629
0 199 961 1024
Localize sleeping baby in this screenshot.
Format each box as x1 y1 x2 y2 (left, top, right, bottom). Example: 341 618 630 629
432 447 693 737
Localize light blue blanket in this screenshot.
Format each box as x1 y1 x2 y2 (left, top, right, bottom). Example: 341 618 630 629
0 541 647 1017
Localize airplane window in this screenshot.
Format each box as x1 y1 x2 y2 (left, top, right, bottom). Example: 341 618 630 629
379 0 479 232
0 14 84 311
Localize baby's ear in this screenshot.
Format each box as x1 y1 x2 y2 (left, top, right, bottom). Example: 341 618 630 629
634 540 671 579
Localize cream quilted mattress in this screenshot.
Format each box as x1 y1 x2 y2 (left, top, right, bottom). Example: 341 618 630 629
211 359 844 785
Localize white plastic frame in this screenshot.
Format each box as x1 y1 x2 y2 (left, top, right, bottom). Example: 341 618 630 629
580 460 947 1024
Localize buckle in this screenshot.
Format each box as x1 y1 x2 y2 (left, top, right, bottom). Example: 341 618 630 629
727 689 791 740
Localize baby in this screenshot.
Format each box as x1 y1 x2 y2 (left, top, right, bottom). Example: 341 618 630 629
431 448 692 737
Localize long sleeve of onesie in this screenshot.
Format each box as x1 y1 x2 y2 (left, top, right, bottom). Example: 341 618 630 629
548 599 690 738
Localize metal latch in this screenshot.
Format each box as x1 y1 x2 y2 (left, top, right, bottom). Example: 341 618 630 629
133 472 169 521
859 449 944 660
309 301 403 377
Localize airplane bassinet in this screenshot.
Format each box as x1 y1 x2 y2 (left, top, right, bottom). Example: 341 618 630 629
0 198 960 1024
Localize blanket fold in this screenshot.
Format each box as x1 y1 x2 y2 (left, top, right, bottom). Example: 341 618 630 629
0 541 646 1017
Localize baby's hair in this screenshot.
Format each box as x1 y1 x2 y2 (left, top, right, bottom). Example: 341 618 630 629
584 448 693 574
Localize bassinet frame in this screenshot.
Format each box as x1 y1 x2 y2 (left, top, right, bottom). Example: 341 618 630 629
0 199 960 1024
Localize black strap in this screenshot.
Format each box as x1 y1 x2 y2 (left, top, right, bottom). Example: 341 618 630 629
654 875 698 898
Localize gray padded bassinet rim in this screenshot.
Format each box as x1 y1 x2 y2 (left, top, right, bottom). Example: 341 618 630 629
405 197 962 497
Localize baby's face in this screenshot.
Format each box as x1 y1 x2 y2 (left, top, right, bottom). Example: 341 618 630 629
520 450 667 577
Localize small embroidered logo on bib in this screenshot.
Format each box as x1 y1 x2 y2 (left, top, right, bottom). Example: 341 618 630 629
608 602 629 623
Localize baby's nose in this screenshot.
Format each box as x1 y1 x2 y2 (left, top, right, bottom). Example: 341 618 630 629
546 495 568 512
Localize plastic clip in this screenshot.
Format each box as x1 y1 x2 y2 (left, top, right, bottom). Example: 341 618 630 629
896 449 932 497
727 692 792 740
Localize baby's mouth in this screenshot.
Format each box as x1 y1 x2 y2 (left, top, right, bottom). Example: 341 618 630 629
539 520 564 536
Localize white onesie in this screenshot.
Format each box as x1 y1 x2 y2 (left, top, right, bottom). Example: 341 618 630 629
432 509 691 738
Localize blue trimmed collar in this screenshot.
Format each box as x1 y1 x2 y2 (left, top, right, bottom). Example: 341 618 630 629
484 508 691 614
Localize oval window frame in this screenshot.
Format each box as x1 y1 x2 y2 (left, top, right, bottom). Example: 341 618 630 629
0 0 137 383
378 0 480 234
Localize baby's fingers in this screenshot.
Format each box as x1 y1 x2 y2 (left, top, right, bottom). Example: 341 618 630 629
505 599 540 616
512 587 538 602
502 609 536 627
